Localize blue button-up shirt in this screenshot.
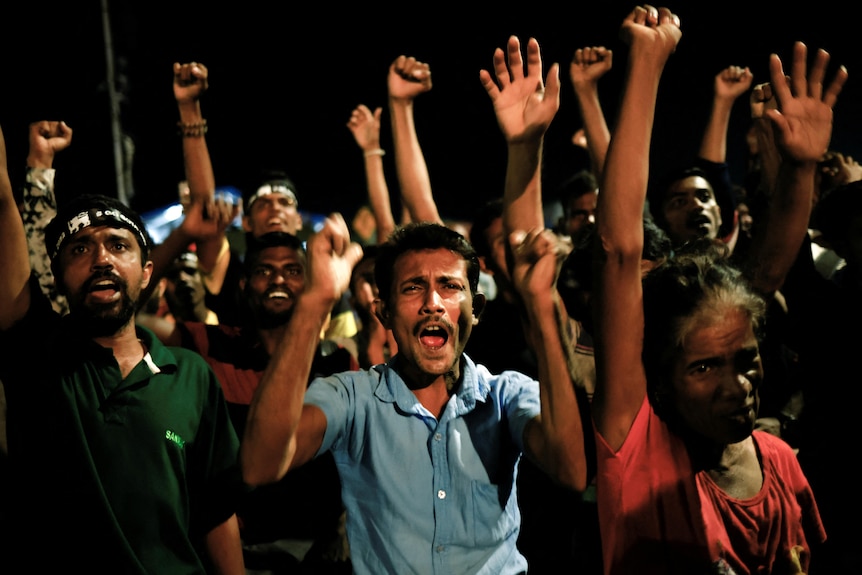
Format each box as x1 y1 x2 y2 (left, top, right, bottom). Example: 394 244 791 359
304 354 539 574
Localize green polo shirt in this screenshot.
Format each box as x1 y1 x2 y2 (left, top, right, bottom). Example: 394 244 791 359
0 280 246 573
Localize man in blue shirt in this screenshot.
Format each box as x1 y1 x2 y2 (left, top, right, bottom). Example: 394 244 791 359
241 216 587 574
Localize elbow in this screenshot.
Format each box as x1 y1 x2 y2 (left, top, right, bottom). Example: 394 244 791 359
239 447 292 488
551 456 589 493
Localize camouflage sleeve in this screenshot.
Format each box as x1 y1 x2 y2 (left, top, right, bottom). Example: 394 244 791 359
20 167 69 315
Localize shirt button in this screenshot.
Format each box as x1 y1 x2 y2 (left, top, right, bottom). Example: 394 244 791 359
434 433 442 441
437 490 446 499
436 545 444 553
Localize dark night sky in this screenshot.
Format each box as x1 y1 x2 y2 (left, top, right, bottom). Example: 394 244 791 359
3 1 861 225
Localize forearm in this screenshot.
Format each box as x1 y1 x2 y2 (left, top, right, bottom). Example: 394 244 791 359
698 97 735 163
364 153 397 241
177 99 215 204
388 99 440 224
242 293 333 485
0 153 31 329
745 161 816 295
523 293 587 491
573 86 611 179
204 513 245 575
21 168 68 315
503 140 545 236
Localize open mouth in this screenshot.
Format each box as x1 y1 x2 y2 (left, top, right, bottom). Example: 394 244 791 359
87 277 121 303
266 289 291 300
419 325 449 349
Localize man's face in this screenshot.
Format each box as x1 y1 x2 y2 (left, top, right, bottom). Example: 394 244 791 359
350 257 378 323
243 193 303 237
243 245 306 328
561 190 598 241
57 225 152 335
661 175 722 244
376 248 481 384
163 254 206 320
482 216 509 280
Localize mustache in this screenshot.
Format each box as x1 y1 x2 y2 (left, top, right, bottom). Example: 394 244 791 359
413 316 455 337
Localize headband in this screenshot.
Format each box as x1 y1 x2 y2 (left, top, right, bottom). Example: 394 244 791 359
49 207 149 260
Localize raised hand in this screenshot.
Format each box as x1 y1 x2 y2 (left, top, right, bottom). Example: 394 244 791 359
388 56 432 101
715 65 753 102
619 4 682 59
480 36 560 144
179 198 239 243
509 227 570 305
27 121 73 168
347 104 383 152
305 213 364 304
173 61 209 104
764 42 848 163
570 46 613 91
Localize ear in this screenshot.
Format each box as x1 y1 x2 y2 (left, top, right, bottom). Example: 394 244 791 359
373 298 391 328
241 215 253 233
140 261 154 291
471 293 486 326
477 255 494 277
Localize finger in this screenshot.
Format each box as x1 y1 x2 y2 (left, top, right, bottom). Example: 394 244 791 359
526 37 542 80
790 41 808 98
507 36 525 81
767 53 791 105
492 46 511 88
479 69 501 101
823 64 848 109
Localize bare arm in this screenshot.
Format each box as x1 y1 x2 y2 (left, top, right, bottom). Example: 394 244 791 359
347 104 397 242
699 65 753 163
480 36 560 244
388 55 442 225
570 46 613 180
0 123 32 331
511 227 587 491
744 43 847 295
592 6 681 451
241 214 363 485
204 513 245 575
173 62 238 286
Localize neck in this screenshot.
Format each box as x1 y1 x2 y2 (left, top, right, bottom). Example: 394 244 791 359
92 320 146 379
257 323 288 356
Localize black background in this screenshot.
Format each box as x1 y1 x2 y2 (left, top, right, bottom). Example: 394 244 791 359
3 1 860 225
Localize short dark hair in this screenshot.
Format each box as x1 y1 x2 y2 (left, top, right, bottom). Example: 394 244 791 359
556 169 598 209
243 231 305 274
375 222 480 304
469 198 503 259
647 165 712 225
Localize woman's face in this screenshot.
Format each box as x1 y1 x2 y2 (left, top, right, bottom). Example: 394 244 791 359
667 307 763 445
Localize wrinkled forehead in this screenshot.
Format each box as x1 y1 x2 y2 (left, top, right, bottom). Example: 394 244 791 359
393 248 470 282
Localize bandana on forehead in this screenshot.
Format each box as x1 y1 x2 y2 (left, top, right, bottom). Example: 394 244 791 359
246 183 298 211
50 207 149 259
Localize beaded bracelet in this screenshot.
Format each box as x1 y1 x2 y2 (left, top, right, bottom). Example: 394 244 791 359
364 148 385 157
177 119 208 138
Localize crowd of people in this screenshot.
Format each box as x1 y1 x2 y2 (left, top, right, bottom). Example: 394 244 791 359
0 4 858 574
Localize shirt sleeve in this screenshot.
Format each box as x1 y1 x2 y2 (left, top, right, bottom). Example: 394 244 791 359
20 167 69 315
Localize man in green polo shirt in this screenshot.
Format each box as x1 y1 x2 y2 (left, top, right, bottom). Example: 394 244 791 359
0 124 247 574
